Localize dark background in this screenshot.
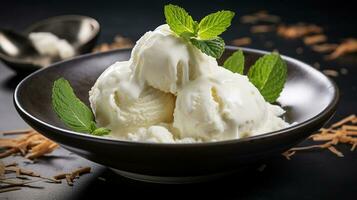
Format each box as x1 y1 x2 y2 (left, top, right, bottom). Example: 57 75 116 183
1 0 356 199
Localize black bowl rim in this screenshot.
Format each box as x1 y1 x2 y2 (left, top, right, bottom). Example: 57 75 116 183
23 14 100 45
14 46 339 148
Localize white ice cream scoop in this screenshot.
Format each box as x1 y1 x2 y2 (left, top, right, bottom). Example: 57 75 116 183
173 67 289 141
131 25 218 94
89 61 175 138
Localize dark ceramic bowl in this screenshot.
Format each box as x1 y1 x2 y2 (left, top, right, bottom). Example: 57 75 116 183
0 15 100 73
14 47 339 183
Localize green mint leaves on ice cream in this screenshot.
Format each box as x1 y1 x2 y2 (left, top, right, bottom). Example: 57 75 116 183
165 4 287 102
224 51 287 103
223 49 245 74
247 53 287 103
164 4 234 58
52 78 110 136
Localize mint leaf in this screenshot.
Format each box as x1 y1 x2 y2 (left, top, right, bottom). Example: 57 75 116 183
223 49 244 74
180 31 196 41
52 78 110 135
193 21 199 34
247 53 287 103
52 78 94 133
164 4 195 35
198 10 235 40
92 127 111 136
190 37 225 58
163 5 235 59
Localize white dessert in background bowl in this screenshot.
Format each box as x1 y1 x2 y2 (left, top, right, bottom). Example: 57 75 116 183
89 24 290 143
29 32 75 59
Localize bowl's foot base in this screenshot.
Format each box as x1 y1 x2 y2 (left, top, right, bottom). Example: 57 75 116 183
110 168 237 184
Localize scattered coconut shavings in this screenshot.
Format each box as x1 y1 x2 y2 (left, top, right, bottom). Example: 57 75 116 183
0 129 65 193
326 38 357 60
65 175 73 186
0 129 32 135
0 129 59 160
0 186 21 193
323 69 339 77
0 162 90 193
328 146 344 157
53 167 91 186
0 164 61 193
250 25 275 33
331 115 356 127
283 114 357 159
241 11 281 24
70 167 91 178
311 43 338 53
5 163 18 167
277 24 323 39
0 161 4 178
0 148 18 159
0 178 42 193
0 179 41 187
93 35 133 53
0 128 92 194
53 173 67 180
303 34 327 45
282 151 296 160
6 166 40 178
4 165 60 183
231 37 252 46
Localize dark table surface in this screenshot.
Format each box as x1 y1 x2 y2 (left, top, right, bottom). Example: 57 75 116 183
1 0 356 199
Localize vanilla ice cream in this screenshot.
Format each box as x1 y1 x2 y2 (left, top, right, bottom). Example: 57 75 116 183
174 67 289 141
89 24 290 143
131 25 217 94
29 32 75 59
89 61 175 138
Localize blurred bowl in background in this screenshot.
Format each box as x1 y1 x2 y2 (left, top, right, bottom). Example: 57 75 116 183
0 15 100 73
24 15 100 55
0 29 51 72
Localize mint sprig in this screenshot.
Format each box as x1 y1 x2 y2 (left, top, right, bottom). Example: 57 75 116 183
190 37 225 59
164 4 195 35
247 53 287 103
224 51 287 103
52 78 110 136
223 49 244 74
164 4 234 58
198 11 235 40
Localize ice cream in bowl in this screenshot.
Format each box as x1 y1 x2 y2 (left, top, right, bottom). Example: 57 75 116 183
14 5 338 183
87 23 289 143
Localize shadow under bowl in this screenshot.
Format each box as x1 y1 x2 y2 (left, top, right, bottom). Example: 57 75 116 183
14 47 339 183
